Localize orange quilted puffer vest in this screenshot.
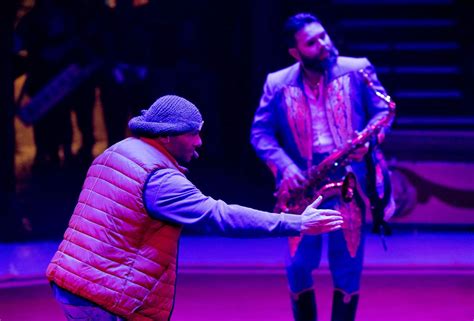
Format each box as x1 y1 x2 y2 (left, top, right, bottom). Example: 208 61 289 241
47 137 183 321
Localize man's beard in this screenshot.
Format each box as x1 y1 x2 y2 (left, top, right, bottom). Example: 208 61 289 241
301 46 338 73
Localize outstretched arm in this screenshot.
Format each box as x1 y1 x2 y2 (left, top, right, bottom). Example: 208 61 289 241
144 169 341 237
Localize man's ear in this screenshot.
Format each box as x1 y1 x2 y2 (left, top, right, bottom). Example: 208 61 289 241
288 48 300 61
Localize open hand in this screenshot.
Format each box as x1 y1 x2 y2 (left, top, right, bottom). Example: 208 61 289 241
300 196 343 235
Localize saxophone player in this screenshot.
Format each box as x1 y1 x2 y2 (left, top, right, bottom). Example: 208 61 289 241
250 12 394 321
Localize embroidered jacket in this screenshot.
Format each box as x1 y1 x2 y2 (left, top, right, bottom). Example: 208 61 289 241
251 56 394 256
251 56 390 181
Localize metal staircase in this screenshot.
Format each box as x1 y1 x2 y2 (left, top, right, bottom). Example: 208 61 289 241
330 1 472 130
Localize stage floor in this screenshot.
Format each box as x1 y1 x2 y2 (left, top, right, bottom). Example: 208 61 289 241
1 229 473 320
0 273 472 321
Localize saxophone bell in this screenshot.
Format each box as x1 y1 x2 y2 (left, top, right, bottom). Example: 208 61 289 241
315 172 357 205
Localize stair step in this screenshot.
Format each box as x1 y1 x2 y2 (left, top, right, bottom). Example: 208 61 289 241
396 42 459 50
394 105 466 117
375 67 462 90
365 52 461 67
379 79 462 93
394 90 462 99
339 26 458 42
348 42 459 52
334 0 454 4
339 18 455 28
332 3 457 19
381 66 461 74
392 98 464 116
395 116 474 126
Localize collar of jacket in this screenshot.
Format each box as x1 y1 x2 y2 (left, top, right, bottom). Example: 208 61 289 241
140 137 189 174
295 56 369 86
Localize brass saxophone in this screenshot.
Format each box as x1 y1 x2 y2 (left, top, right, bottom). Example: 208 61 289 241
274 69 396 214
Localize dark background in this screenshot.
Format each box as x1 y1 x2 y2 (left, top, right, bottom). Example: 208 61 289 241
1 0 473 241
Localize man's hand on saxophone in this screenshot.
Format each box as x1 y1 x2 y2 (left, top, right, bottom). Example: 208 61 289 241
282 163 308 191
300 196 343 235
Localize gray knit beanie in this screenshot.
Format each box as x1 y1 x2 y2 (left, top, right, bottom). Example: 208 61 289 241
128 95 203 137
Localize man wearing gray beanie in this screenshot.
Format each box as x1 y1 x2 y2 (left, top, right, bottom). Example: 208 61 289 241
46 95 343 321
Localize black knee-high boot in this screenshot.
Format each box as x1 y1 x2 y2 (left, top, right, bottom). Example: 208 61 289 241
331 290 359 321
290 289 317 321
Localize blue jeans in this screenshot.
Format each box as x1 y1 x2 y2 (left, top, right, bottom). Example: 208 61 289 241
58 302 125 321
285 196 366 295
51 283 125 321
286 229 365 295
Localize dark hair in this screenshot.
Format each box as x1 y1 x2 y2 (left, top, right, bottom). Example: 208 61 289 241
283 13 320 48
